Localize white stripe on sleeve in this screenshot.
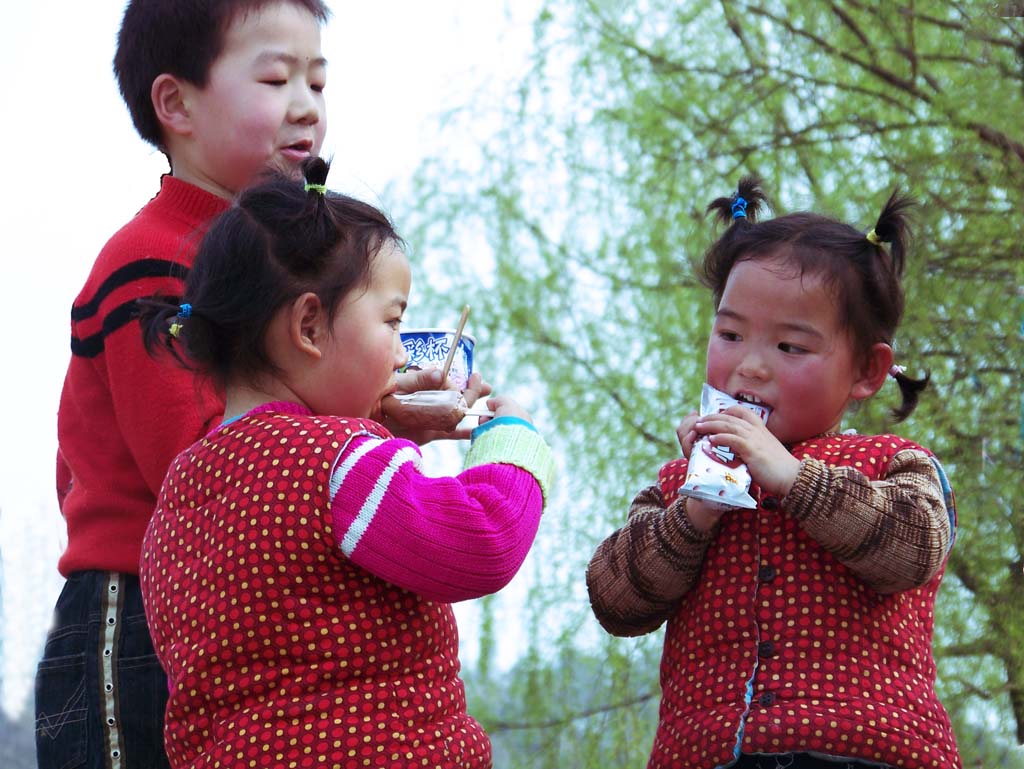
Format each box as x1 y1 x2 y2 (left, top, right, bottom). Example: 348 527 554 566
329 436 385 498
336 445 422 557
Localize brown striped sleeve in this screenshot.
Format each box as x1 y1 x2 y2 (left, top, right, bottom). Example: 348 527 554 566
586 485 716 637
784 449 952 594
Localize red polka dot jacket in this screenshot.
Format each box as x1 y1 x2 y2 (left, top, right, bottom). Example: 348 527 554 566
586 433 960 769
141 402 553 769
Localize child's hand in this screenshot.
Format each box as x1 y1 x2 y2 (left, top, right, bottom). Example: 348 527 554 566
685 498 730 534
461 371 493 409
393 367 443 395
484 395 534 424
674 411 700 457
391 368 493 402
695 406 801 497
382 370 494 443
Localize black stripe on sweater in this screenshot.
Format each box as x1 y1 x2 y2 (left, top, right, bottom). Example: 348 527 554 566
70 297 184 358
71 259 188 322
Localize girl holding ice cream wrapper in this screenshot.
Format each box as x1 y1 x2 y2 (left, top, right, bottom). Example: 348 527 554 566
677 383 770 510
587 177 960 769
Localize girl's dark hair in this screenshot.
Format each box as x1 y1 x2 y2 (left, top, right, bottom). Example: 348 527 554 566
701 176 928 421
139 157 402 390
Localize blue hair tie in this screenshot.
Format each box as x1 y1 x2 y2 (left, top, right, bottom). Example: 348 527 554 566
169 303 192 339
731 196 748 220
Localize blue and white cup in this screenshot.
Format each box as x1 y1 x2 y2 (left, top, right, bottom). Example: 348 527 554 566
400 328 476 390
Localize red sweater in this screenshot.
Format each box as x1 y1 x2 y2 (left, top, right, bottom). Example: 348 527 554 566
142 403 548 768
652 434 959 769
56 176 230 576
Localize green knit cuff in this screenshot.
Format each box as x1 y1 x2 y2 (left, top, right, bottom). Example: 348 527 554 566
464 423 556 505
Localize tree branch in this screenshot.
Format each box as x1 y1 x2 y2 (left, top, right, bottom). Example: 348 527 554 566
488 691 659 732
743 3 934 103
969 121 1024 164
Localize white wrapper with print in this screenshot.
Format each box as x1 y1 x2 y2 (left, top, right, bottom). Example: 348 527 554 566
678 383 771 510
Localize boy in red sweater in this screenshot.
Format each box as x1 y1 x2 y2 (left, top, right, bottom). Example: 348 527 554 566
36 3 330 768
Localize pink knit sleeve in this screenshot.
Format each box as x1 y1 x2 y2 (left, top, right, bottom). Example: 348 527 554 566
328 434 544 602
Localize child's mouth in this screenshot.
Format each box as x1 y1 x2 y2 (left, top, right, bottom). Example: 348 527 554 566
735 392 766 406
281 140 313 159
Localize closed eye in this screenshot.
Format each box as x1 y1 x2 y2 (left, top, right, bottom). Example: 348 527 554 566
779 342 808 354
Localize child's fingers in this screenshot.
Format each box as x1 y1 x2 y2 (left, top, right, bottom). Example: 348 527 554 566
675 411 700 454
394 367 442 393
462 371 492 405
676 412 699 431
675 427 697 455
694 415 763 458
698 409 764 435
725 404 767 423
694 414 738 435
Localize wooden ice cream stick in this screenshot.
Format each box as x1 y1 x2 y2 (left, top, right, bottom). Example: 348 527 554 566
440 304 470 383
461 406 495 417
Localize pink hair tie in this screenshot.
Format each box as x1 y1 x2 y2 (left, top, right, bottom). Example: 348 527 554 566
889 364 906 378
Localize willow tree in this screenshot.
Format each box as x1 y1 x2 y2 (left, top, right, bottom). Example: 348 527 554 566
399 2 1024 765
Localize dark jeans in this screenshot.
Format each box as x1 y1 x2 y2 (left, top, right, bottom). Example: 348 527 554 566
732 754 895 769
34 571 170 769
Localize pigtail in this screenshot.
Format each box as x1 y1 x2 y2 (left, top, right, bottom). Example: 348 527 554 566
866 188 926 421
700 176 770 300
706 176 769 227
299 156 340 270
302 155 330 199
889 367 930 422
234 155 343 277
136 296 199 372
866 188 915 276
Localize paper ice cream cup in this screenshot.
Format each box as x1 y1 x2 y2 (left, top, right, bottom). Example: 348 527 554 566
400 328 476 389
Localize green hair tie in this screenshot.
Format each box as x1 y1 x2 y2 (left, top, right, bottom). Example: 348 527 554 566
304 182 327 195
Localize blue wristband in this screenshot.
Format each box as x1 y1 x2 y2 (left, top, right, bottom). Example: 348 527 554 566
471 416 537 441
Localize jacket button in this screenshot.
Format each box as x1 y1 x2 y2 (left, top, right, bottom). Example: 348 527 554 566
761 495 780 511
758 640 775 658
758 565 777 582
759 692 776 706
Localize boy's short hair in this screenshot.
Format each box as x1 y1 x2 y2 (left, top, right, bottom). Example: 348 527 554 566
114 0 330 151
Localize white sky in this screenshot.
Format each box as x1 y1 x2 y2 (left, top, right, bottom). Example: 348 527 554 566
0 0 542 717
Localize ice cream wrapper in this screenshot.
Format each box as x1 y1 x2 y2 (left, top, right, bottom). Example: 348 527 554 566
678 384 771 510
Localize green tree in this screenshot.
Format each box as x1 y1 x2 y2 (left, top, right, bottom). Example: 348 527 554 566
400 2 1024 766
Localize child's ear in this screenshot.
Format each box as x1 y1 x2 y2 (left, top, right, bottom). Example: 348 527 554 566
289 292 326 360
151 74 192 138
851 342 894 401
